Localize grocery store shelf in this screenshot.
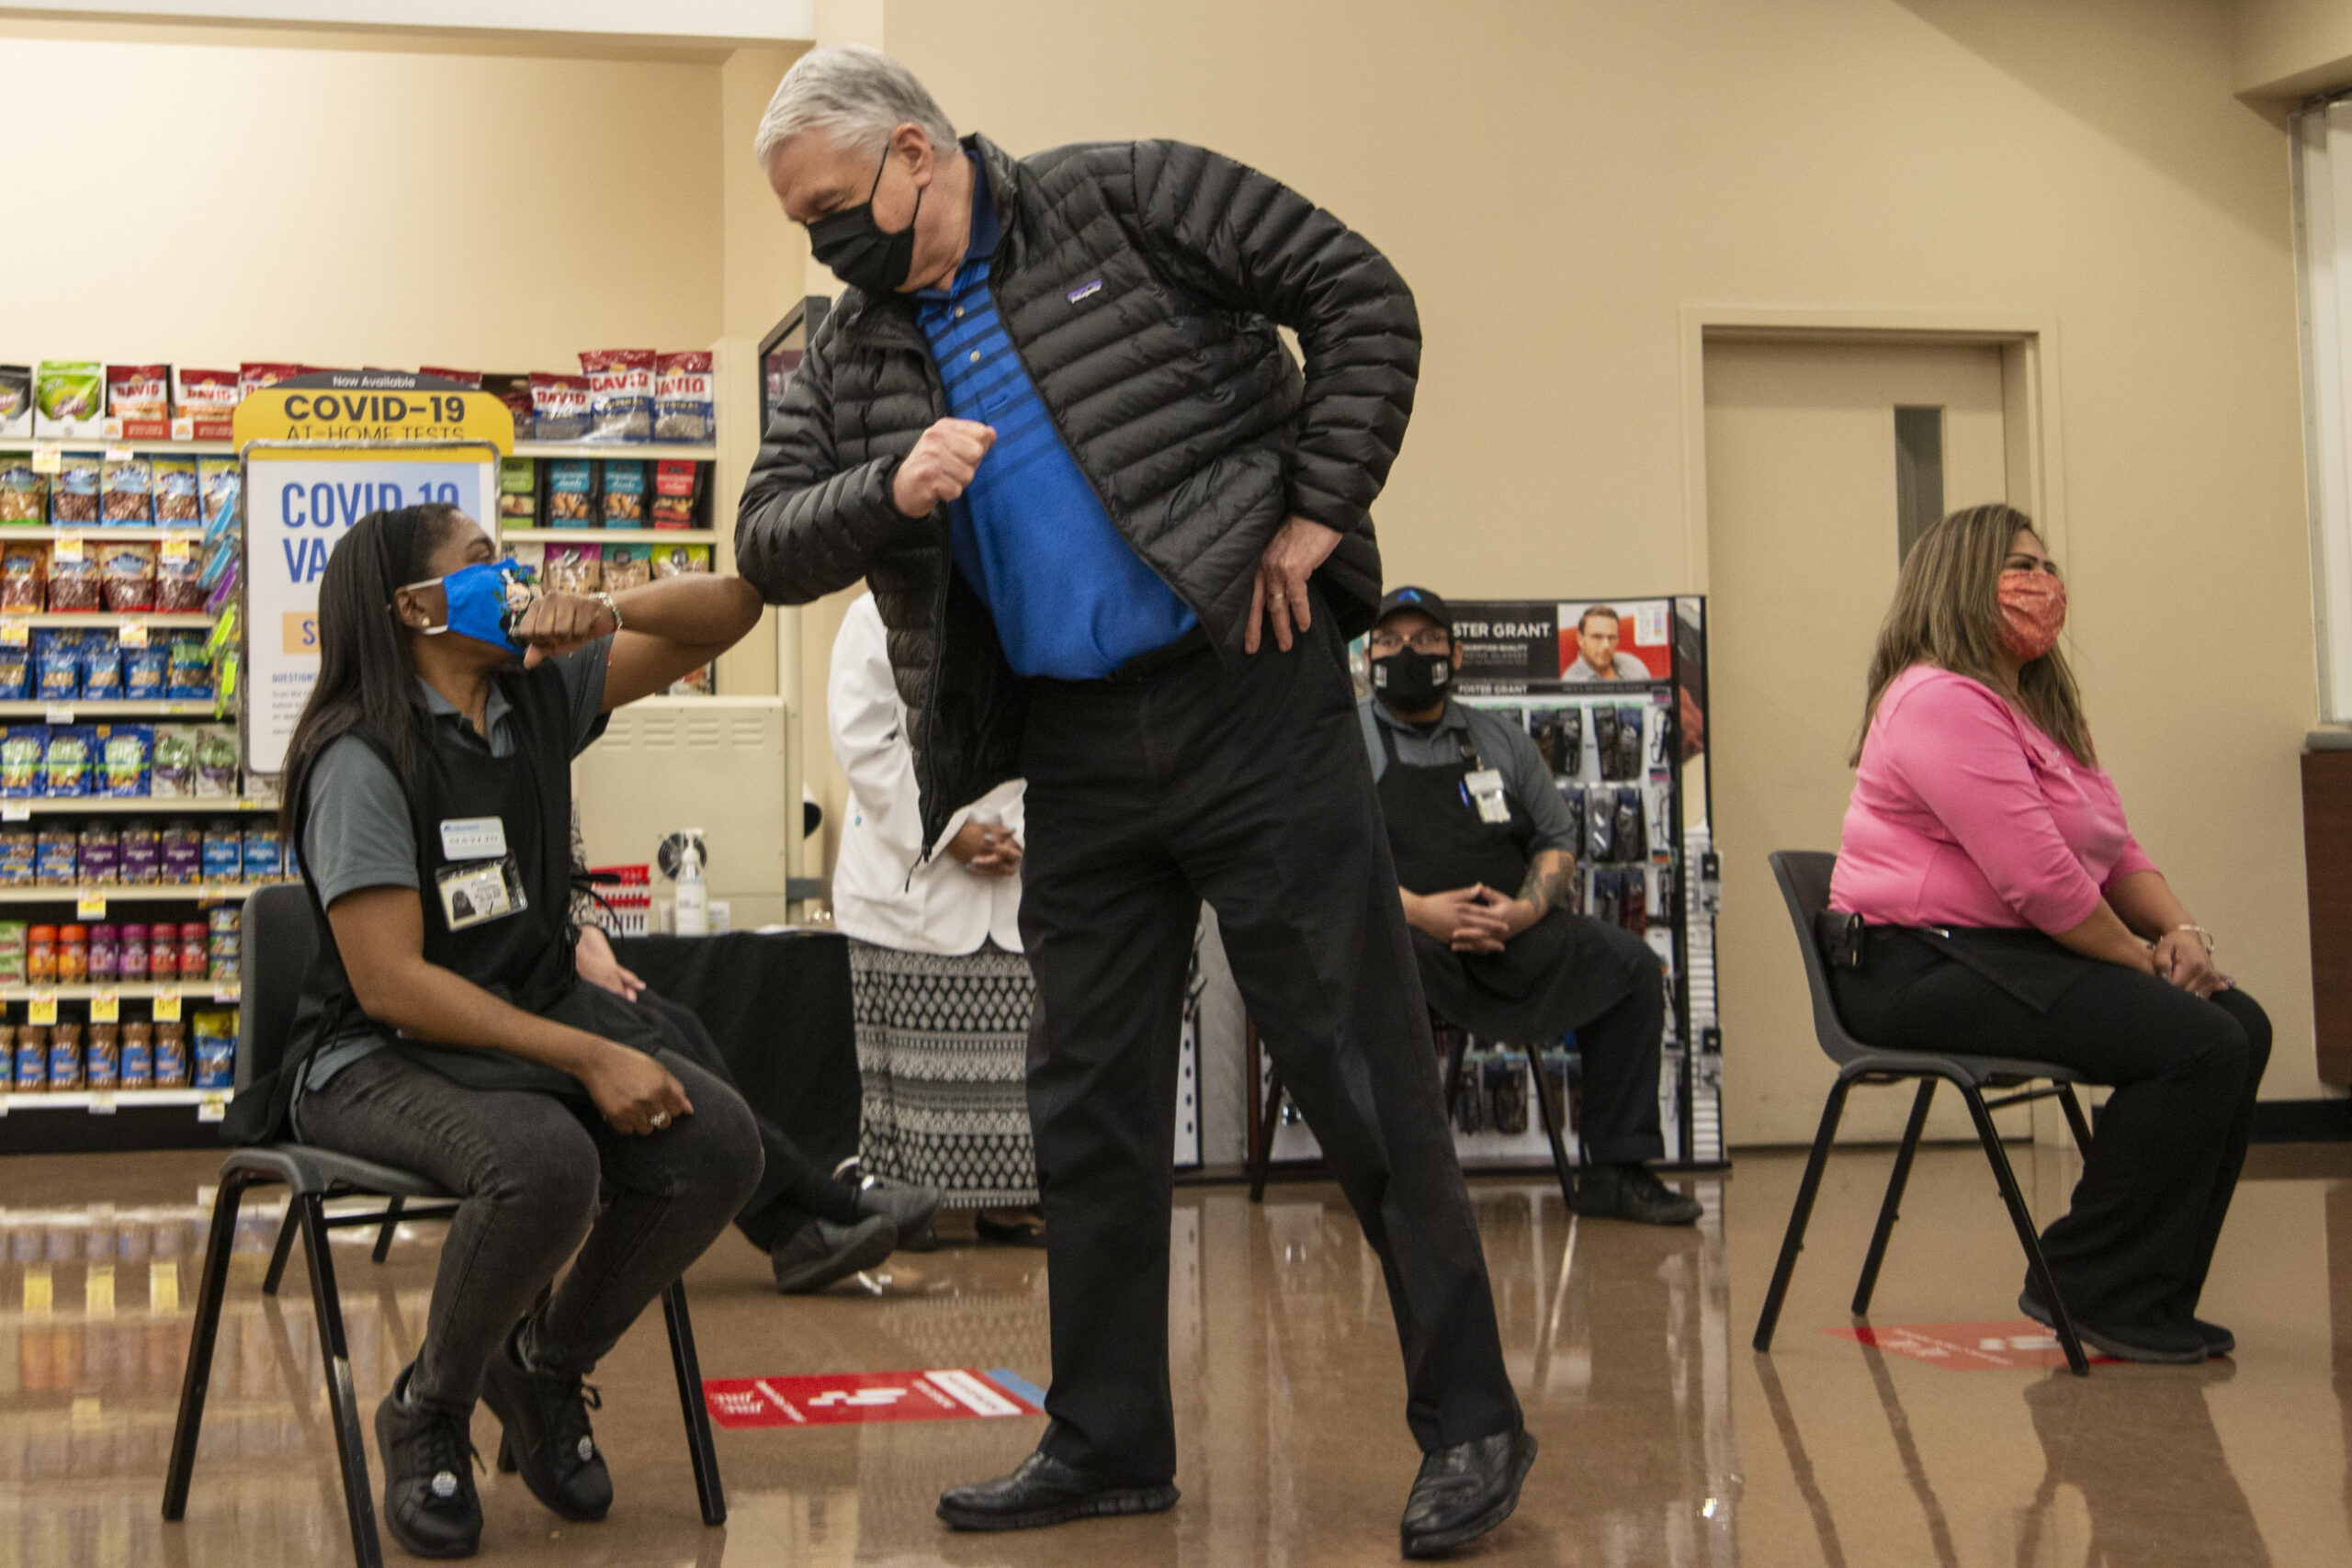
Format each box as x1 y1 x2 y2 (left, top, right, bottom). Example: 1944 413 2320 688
0 984 240 1001
0 700 225 718
513 441 717 461
16 438 234 456
0 883 263 903
0 797 277 816
0 614 216 628
1 1088 231 1113
504 528 718 545
0 527 206 543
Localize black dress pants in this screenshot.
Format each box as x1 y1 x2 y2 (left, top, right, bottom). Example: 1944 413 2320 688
1018 615 1522 1481
1830 936 2270 1334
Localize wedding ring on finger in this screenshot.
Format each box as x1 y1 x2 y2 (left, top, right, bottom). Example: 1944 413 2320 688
650 1111 670 1130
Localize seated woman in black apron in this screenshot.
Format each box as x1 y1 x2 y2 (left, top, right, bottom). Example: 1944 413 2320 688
239 502 766 1560
1358 587 1701 1226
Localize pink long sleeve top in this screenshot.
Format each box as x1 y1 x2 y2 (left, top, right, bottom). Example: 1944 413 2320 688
1828 665 2159 933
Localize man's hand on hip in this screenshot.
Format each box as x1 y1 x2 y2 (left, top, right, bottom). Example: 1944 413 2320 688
1246 517 1343 653
892 418 997 518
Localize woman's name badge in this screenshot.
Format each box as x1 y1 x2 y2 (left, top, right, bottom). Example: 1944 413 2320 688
437 856 528 932
1464 769 1511 824
440 817 509 859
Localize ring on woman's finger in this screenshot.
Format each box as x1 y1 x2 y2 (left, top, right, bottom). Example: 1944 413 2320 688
650 1111 671 1130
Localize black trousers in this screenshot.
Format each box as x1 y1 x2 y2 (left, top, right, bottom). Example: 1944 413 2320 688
1018 615 1521 1480
1831 938 2270 1333
1410 912 1668 1166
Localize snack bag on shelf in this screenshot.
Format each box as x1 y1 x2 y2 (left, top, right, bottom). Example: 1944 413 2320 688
79 631 123 698
242 824 283 881
498 457 537 528
51 452 101 526
85 1024 119 1089
150 726 197 796
119 823 159 883
160 820 201 883
101 544 155 612
580 349 656 442
155 545 203 613
650 543 712 578
201 824 241 881
198 457 240 534
650 458 702 529
0 921 23 984
35 826 74 883
174 369 238 442
237 363 307 402
0 829 29 884
120 1019 152 1086
47 546 100 612
78 824 118 883
152 457 199 525
0 456 45 523
543 543 601 592
0 366 29 439
105 365 172 440
653 351 715 444
529 371 592 442
35 630 82 698
417 367 480 388
165 637 213 701
601 544 650 592
0 638 28 701
99 725 152 798
100 454 154 525
0 539 42 609
33 363 105 439
547 459 594 524
191 1009 236 1089
598 460 646 526
41 725 95 797
0 728 40 796
484 372 535 439
124 640 167 697
195 726 238 795
48 1024 82 1091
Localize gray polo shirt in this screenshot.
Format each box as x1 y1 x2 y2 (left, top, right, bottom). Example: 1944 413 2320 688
1356 696 1578 857
298 640 612 1096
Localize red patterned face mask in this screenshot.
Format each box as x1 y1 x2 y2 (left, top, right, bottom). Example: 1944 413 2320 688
1996 570 2066 662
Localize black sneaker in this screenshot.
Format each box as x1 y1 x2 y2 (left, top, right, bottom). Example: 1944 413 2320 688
771 1214 899 1293
2016 1288 2207 1364
481 1325 613 1522
374 1364 482 1559
1570 1164 1703 1226
855 1176 944 1252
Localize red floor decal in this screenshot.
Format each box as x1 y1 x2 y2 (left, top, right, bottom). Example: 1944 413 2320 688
1824 1320 2118 1370
704 1368 1046 1428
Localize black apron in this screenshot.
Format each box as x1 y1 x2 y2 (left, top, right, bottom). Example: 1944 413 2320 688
228 662 662 1145
1375 715 1611 1042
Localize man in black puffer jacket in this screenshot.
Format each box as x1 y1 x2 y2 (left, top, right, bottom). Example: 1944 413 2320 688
738 47 1533 1558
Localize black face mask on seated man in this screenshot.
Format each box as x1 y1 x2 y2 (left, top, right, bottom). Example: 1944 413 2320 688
1372 649 1451 712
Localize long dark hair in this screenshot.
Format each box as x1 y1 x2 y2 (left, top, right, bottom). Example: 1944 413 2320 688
278 503 468 834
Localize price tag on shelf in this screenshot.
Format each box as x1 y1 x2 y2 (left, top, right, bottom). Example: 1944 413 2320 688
119 620 148 649
105 446 133 464
0 621 28 649
51 534 84 563
211 987 236 1005
160 536 193 564
77 891 105 919
28 992 57 1026
2 806 28 823
152 991 182 1022
87 1091 116 1117
170 416 194 442
23 1267 51 1315
90 989 119 1023
151 1259 179 1312
30 444 61 476
46 706 74 726
198 1092 228 1124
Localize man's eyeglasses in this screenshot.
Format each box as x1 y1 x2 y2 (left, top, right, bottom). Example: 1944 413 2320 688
1367 629 1452 655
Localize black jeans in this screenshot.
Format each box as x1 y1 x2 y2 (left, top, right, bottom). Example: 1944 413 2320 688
300 1046 763 1415
1018 612 1521 1480
1831 937 2270 1333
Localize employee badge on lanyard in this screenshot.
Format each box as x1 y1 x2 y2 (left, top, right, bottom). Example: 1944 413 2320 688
435 817 528 933
1464 768 1511 825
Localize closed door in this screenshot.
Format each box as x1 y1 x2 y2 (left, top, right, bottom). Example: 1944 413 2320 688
1703 336 2013 1145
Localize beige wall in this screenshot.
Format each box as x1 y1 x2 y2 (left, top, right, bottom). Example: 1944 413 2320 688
2235 0 2352 97
885 0 2327 1117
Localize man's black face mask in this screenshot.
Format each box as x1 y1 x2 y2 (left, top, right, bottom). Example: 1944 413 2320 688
808 146 924 295
1372 648 1451 711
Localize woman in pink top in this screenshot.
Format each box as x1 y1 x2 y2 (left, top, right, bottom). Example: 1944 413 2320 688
1827 503 2268 1364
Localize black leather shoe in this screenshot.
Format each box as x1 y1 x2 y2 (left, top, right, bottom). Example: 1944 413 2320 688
937 1451 1178 1531
772 1214 899 1293
1401 1428 1537 1558
375 1365 482 1559
2017 1290 2206 1364
855 1175 944 1252
1570 1164 1703 1226
2190 1317 2235 1357
481 1326 613 1522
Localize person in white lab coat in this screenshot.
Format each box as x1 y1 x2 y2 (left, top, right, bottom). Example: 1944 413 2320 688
831 592 1042 1242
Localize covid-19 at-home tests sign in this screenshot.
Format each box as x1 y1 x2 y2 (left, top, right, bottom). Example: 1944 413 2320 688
232 373 511 776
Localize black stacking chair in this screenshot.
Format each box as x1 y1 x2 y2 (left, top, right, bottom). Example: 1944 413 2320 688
162 885 726 1567
1754 851 2096 1376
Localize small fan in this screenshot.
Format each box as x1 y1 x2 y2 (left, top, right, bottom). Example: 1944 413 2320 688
656 829 707 880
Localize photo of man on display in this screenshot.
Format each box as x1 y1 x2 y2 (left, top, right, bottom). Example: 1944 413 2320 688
1564 604 1652 682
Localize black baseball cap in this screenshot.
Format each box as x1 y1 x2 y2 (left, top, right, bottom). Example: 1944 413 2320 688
1374 586 1453 632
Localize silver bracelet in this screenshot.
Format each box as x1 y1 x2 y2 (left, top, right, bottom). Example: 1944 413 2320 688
2173 923 2215 953
592 590 624 632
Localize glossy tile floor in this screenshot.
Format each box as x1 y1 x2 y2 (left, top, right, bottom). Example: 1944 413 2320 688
0 1140 2345 1565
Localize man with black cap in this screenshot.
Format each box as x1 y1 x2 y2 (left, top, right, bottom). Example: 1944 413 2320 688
1363 587 1702 1226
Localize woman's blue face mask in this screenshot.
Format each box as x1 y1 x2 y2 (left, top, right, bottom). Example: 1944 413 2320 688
401 558 540 656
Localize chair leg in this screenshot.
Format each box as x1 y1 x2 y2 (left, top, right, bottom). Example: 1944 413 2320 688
662 1280 727 1528
1753 1075 1855 1354
261 1204 300 1298
1249 1069 1284 1205
1523 1043 1577 1213
2056 1084 2093 1157
370 1197 405 1264
163 1170 251 1521
1957 1084 2090 1378
296 1192 386 1566
1852 1079 1937 1317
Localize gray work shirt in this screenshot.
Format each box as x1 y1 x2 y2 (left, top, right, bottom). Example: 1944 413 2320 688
298 640 613 1097
1356 695 1579 857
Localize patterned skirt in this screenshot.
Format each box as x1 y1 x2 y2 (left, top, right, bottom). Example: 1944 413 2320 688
847 938 1039 1208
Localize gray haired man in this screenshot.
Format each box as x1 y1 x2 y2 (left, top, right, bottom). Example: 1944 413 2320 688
735 46 1535 1558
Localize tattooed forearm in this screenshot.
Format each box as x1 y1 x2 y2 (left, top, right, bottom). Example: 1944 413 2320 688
1518 850 1574 918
